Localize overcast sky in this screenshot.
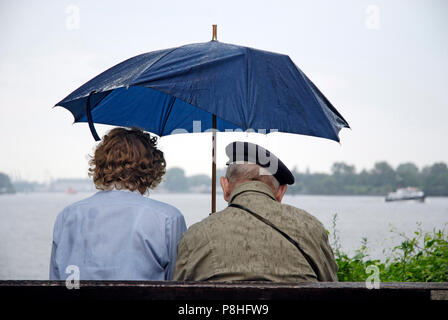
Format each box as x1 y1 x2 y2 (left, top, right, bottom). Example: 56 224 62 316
0 0 447 182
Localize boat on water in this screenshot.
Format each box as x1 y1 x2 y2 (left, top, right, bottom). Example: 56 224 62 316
385 187 425 202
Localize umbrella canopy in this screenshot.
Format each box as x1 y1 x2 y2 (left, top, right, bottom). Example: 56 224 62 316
56 40 349 141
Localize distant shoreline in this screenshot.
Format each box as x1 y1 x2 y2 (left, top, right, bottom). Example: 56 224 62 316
3 190 448 199
6 161 448 196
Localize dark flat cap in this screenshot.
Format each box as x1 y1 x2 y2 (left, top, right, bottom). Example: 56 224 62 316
225 141 295 185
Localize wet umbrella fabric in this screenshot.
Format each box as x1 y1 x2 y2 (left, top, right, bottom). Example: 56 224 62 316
56 41 349 141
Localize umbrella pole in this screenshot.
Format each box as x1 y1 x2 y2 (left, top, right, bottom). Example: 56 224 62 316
211 113 217 213
211 24 218 214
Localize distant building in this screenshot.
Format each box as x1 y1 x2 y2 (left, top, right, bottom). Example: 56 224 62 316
190 184 212 194
49 178 96 193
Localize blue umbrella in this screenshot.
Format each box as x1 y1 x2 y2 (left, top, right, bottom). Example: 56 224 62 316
56 25 349 212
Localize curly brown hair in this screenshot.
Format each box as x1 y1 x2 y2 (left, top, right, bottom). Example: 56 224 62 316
88 127 166 195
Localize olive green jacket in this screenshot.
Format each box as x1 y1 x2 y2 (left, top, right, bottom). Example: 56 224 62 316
174 181 338 282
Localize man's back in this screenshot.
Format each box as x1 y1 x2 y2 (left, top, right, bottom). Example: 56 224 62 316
174 181 338 282
50 190 186 280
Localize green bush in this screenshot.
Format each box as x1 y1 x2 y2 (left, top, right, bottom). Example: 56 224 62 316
330 214 448 282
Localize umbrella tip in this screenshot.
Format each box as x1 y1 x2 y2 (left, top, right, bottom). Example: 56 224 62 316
212 24 217 41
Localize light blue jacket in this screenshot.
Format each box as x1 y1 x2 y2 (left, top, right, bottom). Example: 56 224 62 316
50 190 186 280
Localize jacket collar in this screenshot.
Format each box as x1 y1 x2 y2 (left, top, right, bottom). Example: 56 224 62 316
229 181 277 203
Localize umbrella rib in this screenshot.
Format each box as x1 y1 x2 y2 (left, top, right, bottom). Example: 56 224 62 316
159 96 176 136
86 90 101 141
141 45 186 77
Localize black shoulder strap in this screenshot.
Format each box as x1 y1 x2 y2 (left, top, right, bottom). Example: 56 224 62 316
228 202 320 280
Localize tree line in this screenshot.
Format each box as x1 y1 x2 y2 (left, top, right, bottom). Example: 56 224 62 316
288 161 448 196
0 173 15 194
161 161 448 196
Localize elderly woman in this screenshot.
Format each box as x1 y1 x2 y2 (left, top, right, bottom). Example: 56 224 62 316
50 127 186 280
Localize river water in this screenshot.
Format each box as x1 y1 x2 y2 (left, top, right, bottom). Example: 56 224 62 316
0 192 447 279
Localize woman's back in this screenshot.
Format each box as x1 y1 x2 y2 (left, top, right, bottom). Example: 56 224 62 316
50 190 186 280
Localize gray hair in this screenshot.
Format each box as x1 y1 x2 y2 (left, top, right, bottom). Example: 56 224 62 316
225 163 280 191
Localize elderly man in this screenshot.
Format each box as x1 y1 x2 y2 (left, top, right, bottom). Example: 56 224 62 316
174 141 338 282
